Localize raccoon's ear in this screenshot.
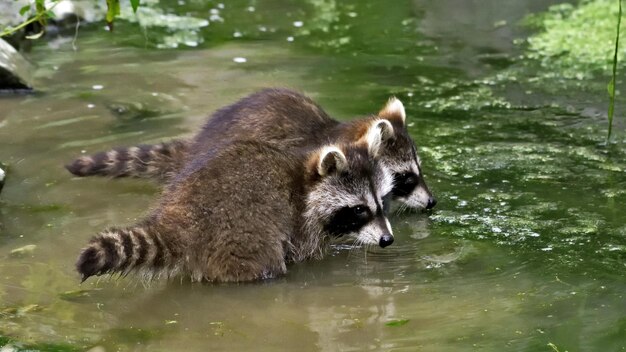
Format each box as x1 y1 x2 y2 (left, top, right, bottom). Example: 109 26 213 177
317 146 348 176
362 119 394 158
378 97 406 125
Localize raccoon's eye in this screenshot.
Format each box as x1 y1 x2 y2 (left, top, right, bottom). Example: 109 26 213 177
400 172 418 186
353 205 369 218
324 205 373 237
392 172 419 197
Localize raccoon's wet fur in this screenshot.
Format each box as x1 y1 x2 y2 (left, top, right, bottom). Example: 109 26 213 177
75 119 395 283
67 140 188 182
66 89 436 210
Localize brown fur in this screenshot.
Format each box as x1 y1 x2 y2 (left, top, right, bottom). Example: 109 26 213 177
65 89 433 211
65 140 189 181
76 139 387 283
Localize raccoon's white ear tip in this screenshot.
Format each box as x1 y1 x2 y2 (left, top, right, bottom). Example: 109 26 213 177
317 146 348 176
379 97 406 123
375 119 394 141
386 97 406 119
364 119 394 157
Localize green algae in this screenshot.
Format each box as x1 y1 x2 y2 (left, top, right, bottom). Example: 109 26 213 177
524 0 624 79
522 0 625 139
419 84 511 113
1 303 43 318
118 0 209 49
0 336 81 352
414 0 626 117
385 319 410 327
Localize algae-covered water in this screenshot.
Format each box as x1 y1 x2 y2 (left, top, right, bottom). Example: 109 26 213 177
1 0 625 351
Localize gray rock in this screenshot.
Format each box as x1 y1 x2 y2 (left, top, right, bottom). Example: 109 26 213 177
0 38 33 91
0 165 5 194
0 0 30 29
9 244 37 258
50 0 106 24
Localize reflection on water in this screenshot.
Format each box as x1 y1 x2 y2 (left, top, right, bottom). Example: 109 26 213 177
1 0 625 351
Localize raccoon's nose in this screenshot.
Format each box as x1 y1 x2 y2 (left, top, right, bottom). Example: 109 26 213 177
379 234 394 248
426 197 437 209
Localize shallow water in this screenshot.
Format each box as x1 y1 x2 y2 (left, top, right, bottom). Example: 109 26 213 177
1 0 625 351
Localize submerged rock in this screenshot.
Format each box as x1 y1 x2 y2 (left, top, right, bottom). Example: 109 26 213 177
86 347 106 352
9 244 37 258
59 288 103 302
0 38 34 91
1 303 43 317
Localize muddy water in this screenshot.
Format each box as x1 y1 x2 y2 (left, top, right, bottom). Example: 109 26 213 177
1 0 625 351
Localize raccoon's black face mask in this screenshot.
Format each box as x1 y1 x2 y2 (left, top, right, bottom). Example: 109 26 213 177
392 172 419 198
325 205 373 237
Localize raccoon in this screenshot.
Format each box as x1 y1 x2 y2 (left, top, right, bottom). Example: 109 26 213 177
66 89 436 211
75 120 395 283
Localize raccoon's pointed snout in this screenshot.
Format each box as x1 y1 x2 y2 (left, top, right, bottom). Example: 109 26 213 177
379 233 394 248
426 197 437 210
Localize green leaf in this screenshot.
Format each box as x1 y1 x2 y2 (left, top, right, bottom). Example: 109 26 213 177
106 0 121 28
19 4 31 16
35 0 45 13
385 319 410 327
34 0 47 26
130 0 140 13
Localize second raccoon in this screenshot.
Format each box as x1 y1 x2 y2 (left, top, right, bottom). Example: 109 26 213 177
67 89 436 211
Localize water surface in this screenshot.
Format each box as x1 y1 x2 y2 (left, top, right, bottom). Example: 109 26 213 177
1 0 625 351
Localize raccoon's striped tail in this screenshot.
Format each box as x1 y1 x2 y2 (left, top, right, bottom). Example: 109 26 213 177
65 140 189 181
76 224 181 282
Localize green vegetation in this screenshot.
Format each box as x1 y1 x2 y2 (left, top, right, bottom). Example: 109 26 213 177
0 335 81 352
385 319 410 327
0 2 51 38
525 0 624 78
116 0 209 49
608 0 622 141
1 0 209 48
0 0 140 37
522 0 624 139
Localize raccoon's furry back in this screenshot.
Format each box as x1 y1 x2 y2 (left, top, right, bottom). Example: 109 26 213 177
75 140 310 283
66 140 189 181
190 88 339 156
